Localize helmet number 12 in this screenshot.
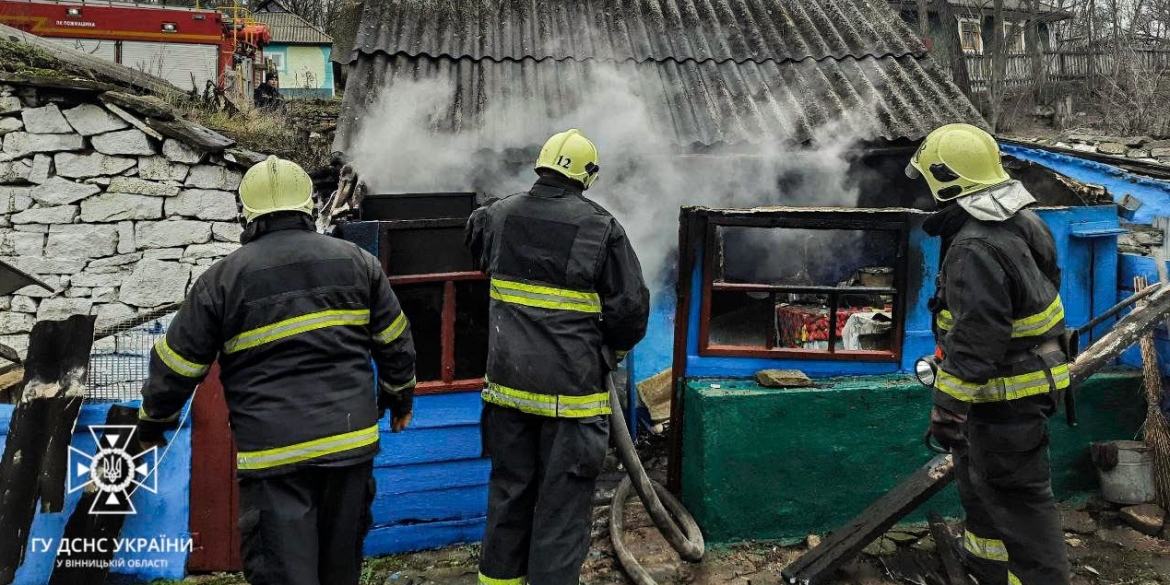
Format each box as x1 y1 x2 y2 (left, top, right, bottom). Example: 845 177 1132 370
556 155 572 169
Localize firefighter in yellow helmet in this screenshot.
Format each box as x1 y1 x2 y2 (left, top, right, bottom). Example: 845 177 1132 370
137 156 416 585
908 125 1071 585
467 129 650 585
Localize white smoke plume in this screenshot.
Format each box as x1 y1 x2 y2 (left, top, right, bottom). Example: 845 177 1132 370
348 65 882 288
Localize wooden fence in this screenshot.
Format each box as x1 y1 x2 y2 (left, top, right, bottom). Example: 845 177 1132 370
959 49 1170 90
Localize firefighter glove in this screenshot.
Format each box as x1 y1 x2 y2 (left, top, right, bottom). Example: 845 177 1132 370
379 381 415 433
136 419 170 450
928 404 968 451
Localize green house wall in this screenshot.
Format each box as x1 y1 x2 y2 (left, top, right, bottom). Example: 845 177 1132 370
680 371 1145 544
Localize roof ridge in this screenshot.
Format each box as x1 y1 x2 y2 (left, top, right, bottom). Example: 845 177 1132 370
254 11 334 43
348 49 930 67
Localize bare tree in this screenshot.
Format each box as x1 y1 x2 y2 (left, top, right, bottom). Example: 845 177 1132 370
918 0 931 37
986 0 1009 129
936 0 973 97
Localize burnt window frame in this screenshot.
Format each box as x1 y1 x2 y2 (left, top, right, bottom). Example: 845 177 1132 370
369 197 489 395
698 211 911 363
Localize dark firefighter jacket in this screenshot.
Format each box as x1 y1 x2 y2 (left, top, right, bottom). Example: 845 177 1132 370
465 175 650 418
139 213 416 477
925 202 1068 414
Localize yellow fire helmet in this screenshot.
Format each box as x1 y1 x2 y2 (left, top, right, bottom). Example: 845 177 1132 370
535 129 601 190
906 123 1011 202
238 155 314 222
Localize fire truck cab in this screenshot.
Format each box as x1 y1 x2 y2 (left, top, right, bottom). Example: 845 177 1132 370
0 0 270 99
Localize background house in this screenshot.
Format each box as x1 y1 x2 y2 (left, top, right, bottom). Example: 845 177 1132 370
889 0 1073 55
253 0 334 99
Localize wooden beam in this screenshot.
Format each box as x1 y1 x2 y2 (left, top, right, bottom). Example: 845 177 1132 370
0 315 97 585
928 512 974 585
0 23 183 99
46 406 140 585
780 455 955 585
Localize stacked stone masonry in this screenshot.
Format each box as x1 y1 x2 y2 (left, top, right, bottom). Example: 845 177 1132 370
0 85 256 356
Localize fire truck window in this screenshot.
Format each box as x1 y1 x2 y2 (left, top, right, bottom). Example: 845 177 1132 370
394 282 443 381
706 225 902 359
454 281 490 380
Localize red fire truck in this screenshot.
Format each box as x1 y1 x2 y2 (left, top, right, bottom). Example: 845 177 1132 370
0 0 270 98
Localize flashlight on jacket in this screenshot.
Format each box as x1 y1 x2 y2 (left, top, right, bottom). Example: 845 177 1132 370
915 351 943 387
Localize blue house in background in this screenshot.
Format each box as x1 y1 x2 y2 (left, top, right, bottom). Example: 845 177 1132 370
254 0 335 99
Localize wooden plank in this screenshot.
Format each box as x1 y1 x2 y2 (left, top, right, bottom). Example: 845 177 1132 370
373 425 482 467
0 315 96 585
780 455 954 585
37 395 83 513
102 103 166 142
0 23 182 98
187 366 241 573
145 117 235 153
46 405 140 585
99 92 175 121
371 484 487 527
927 512 973 585
374 458 490 495
363 517 485 557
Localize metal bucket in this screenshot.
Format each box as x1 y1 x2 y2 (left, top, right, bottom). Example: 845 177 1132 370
1097 440 1157 505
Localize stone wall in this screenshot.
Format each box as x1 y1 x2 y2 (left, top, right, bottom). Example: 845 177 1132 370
0 83 254 356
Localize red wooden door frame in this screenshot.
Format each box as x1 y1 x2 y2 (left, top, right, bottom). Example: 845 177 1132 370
187 365 243 572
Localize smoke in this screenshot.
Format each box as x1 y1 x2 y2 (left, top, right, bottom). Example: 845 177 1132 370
349 65 882 288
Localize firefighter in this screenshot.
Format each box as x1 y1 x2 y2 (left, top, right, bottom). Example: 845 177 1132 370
907 124 1071 585
466 129 650 585
136 156 416 585
253 74 283 112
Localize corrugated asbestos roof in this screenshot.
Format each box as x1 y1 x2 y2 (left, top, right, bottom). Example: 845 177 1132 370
336 0 987 150
255 11 333 45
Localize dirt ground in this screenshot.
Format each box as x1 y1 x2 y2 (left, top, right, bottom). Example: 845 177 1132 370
171 433 1170 585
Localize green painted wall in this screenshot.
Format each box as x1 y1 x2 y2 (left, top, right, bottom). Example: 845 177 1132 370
680 372 1145 543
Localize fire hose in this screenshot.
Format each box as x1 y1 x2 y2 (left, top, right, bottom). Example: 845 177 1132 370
606 374 705 585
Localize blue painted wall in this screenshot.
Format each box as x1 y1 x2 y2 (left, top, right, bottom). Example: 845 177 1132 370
0 401 192 584
1004 144 1170 225
1115 253 1170 374
668 205 1121 381
365 392 488 555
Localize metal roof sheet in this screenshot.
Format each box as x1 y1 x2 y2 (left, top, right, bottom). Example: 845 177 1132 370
336 0 987 150
254 11 333 45
353 0 924 63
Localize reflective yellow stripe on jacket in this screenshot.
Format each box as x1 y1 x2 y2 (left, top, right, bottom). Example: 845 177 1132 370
154 337 211 378
375 312 409 344
236 425 380 471
482 378 610 418
936 296 1064 338
489 277 601 314
224 309 370 354
936 363 1070 403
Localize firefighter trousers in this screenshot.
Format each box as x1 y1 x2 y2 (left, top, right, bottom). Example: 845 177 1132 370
237 460 375 585
955 395 1070 585
478 403 610 585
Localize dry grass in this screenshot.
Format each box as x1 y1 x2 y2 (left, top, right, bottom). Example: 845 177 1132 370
0 38 336 172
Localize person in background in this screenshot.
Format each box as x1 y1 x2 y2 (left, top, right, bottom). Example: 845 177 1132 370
466 129 650 585
136 155 416 585
254 74 283 112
